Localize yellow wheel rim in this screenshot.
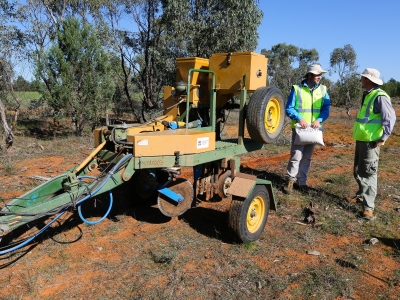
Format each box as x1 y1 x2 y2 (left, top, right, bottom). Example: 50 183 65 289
264 98 281 134
246 196 265 233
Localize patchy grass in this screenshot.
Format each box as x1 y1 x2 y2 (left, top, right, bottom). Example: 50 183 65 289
298 263 354 299
0 105 399 299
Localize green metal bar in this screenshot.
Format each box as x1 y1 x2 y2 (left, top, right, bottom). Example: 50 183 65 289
186 69 216 131
176 104 191 122
1 174 69 214
256 179 277 211
0 169 130 231
97 150 126 164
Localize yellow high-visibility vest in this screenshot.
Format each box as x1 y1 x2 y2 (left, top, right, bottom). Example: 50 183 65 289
291 84 327 128
353 89 390 142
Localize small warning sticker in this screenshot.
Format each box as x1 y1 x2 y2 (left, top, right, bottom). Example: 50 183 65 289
197 137 209 149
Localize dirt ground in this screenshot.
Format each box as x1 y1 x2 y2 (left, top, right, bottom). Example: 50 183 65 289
0 106 399 299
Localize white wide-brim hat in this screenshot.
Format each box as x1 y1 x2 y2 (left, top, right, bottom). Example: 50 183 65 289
304 64 327 78
359 68 383 85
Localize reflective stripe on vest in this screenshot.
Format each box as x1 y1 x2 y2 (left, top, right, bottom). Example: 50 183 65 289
353 89 390 141
291 84 326 127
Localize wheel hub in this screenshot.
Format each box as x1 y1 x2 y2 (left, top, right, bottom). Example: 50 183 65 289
247 196 265 233
264 98 281 133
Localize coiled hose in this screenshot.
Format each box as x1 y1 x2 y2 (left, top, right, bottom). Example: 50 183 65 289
0 154 132 255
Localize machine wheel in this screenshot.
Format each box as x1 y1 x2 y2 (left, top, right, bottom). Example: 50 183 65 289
246 86 285 143
158 178 194 217
133 170 158 201
218 170 232 198
228 185 270 243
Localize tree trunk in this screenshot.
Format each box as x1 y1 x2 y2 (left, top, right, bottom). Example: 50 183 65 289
12 108 19 128
141 99 147 122
0 99 14 150
71 112 77 133
105 108 109 125
345 90 351 117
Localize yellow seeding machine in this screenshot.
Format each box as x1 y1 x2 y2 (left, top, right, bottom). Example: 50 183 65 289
0 52 285 254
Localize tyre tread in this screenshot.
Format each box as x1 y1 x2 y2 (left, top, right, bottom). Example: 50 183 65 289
228 185 270 243
247 86 285 143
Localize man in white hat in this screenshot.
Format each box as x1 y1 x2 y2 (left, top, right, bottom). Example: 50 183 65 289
348 68 396 220
283 64 330 194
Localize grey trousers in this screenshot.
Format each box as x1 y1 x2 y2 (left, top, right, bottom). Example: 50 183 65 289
286 129 315 186
354 141 380 211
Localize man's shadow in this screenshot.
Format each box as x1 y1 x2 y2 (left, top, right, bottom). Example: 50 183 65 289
240 167 360 216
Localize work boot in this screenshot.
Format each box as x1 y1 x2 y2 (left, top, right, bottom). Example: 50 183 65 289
363 210 375 220
299 185 309 192
347 195 363 204
283 179 295 194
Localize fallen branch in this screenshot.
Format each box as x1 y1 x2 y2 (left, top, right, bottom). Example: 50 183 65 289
295 221 308 226
295 221 323 227
390 194 400 201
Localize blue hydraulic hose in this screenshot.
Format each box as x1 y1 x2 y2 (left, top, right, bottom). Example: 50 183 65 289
77 191 113 225
0 154 132 255
77 176 114 225
74 153 132 206
0 210 68 255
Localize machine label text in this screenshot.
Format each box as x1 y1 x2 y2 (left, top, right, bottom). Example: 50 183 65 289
197 137 209 149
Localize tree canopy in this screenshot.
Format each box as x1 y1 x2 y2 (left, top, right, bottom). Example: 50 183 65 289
261 43 319 99
381 78 400 97
329 44 362 109
1 0 399 146
161 0 263 58
0 0 23 149
37 17 114 135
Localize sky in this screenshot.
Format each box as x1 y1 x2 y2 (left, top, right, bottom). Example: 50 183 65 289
255 0 400 83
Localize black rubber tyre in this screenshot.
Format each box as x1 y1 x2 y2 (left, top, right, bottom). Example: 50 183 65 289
228 185 270 243
246 86 285 143
218 170 232 199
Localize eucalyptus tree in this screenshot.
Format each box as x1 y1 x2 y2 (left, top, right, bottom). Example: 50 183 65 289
36 17 114 135
91 0 167 122
94 0 263 122
0 60 15 150
329 44 362 111
381 78 400 97
0 0 24 149
149 0 263 119
160 0 263 58
13 76 31 91
18 0 89 66
19 0 264 125
124 0 169 117
261 43 319 99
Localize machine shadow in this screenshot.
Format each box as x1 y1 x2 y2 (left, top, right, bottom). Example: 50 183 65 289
372 237 400 255
112 183 237 243
179 206 236 244
1 165 364 260
0 184 170 261
240 167 361 216
335 258 391 285
0 245 37 269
